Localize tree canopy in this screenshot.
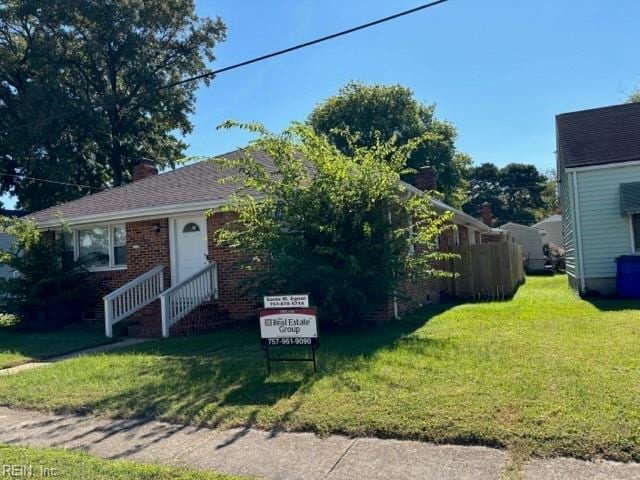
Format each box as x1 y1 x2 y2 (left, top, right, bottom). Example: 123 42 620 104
0 0 225 211
308 82 471 207
463 162 554 226
213 122 455 326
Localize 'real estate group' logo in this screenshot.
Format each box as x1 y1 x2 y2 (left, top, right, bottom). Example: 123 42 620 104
264 318 273 326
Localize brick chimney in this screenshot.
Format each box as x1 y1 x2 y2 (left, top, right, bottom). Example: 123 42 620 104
415 166 438 191
133 158 158 182
481 202 493 226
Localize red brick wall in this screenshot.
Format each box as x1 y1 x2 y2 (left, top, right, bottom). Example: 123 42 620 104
126 219 171 284
83 219 171 323
79 211 445 332
206 211 261 322
440 229 456 251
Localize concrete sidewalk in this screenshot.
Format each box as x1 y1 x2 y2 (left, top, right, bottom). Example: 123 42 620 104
0 407 638 480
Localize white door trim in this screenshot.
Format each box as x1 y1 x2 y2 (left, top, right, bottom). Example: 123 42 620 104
169 212 208 286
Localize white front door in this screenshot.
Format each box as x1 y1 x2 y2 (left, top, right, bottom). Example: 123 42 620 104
174 216 208 283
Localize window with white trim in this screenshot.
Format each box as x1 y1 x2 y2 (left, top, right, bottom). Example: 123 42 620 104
58 225 127 269
633 214 640 253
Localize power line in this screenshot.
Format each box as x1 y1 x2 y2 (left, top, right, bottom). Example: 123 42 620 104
3 0 450 134
0 173 104 191
156 0 450 91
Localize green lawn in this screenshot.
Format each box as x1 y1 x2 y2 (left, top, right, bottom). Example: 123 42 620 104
0 445 245 479
0 276 639 461
0 322 115 369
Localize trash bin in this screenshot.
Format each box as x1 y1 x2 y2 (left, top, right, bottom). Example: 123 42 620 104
616 255 640 298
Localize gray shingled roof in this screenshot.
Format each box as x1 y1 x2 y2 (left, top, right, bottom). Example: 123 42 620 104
30 149 276 224
620 181 640 215
556 102 640 172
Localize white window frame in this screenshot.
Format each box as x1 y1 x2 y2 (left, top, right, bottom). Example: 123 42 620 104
630 214 640 254
56 223 127 271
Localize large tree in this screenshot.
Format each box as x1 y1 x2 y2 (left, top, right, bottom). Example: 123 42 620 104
308 82 471 207
463 162 550 226
0 0 225 211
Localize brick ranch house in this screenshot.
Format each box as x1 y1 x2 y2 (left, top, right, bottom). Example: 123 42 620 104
29 150 493 337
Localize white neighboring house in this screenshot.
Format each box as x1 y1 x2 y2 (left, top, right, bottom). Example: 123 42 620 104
498 222 547 272
533 214 563 248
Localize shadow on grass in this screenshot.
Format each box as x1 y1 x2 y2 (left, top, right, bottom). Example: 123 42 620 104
0 323 113 365
69 301 458 431
584 296 640 312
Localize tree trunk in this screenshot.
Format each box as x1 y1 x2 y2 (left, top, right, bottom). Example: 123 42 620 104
110 138 123 186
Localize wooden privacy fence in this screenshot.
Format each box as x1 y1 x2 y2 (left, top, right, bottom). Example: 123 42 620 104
445 241 525 300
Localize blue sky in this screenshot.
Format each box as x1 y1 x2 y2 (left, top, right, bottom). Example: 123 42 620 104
4 0 640 208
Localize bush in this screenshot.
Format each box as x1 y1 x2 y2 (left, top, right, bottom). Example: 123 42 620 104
0 217 96 331
213 122 456 327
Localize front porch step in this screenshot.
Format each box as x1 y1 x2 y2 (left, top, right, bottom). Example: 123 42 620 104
125 300 231 338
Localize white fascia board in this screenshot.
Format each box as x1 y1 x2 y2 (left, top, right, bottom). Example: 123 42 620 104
35 200 227 229
401 181 491 233
565 159 640 173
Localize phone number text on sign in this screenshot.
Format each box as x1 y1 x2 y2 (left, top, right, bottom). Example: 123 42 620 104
263 294 309 309
259 308 318 346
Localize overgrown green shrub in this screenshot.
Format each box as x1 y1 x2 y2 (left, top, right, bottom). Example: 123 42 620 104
0 217 96 331
213 122 456 327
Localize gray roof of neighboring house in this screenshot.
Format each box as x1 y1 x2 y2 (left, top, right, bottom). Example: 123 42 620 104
499 222 544 234
556 102 640 172
533 214 562 225
30 149 277 225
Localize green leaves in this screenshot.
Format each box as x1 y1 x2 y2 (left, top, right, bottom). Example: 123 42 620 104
211 123 455 326
0 216 96 330
0 0 226 210
308 82 471 207
462 162 555 226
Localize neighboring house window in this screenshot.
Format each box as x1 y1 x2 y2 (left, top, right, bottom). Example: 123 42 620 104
71 225 126 269
453 226 460 246
633 214 640 252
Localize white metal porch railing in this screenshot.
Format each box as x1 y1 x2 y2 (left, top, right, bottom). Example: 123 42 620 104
103 265 164 337
160 262 218 337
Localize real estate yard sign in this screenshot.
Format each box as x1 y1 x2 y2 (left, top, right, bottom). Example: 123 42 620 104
259 295 318 372
259 308 318 346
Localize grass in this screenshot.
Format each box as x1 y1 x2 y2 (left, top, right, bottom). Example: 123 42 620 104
0 321 115 369
0 276 639 461
0 444 245 479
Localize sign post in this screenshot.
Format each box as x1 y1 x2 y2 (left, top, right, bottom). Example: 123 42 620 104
259 295 318 373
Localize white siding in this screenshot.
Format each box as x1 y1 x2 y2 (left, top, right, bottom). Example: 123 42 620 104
560 170 577 278
533 216 563 247
576 165 640 278
499 223 545 262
